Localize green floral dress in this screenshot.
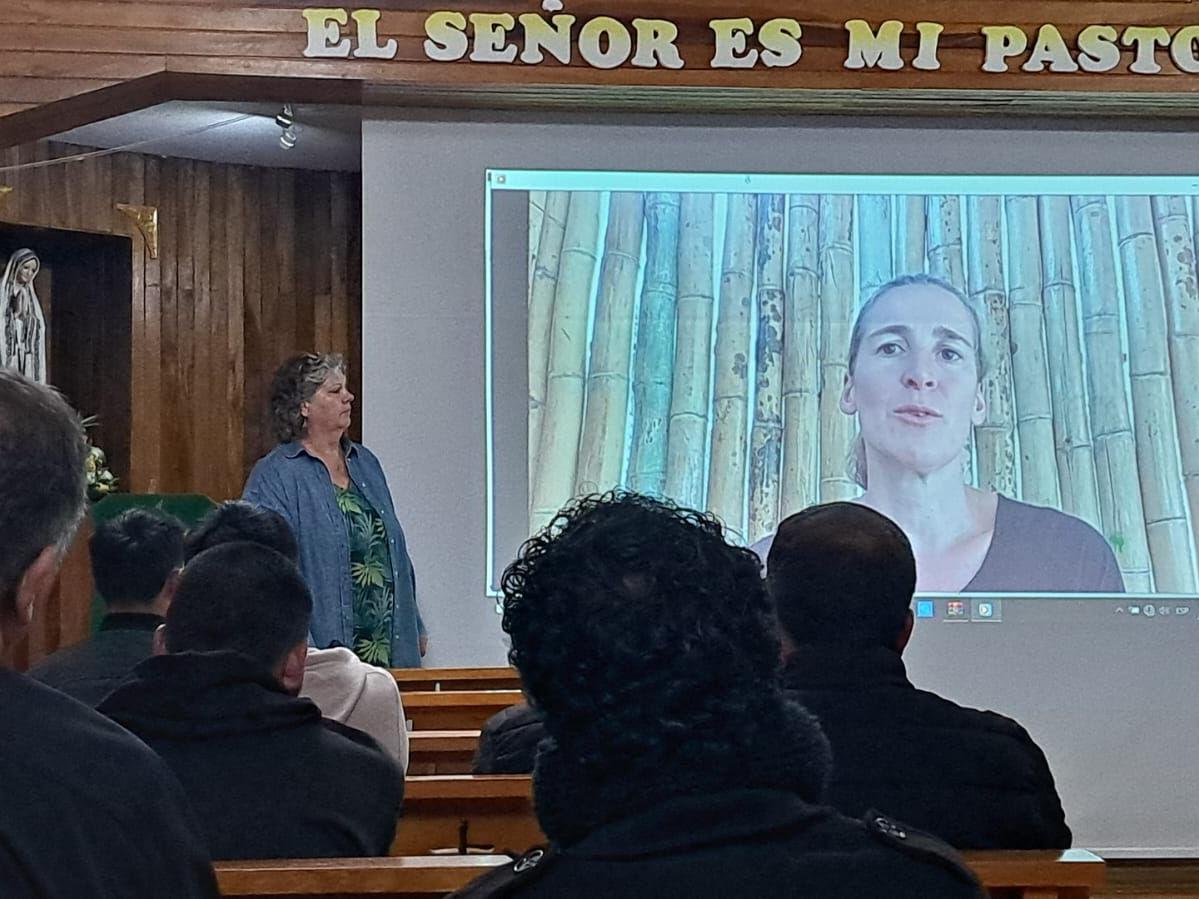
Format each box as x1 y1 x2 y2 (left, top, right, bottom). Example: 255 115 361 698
335 483 396 667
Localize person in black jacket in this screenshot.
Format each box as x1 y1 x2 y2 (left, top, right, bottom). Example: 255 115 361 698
30 507 185 706
452 492 982 899
99 541 403 860
474 701 543 774
0 369 217 897
767 501 1072 850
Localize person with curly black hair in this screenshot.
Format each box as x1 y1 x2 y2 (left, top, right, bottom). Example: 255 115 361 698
453 492 983 899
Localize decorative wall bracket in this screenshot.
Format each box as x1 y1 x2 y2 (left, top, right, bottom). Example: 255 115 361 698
115 203 159 259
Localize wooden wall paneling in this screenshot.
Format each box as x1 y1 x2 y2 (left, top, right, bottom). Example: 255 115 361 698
114 151 150 493
176 158 198 493
207 163 229 497
312 173 334 352
294 170 318 355
258 167 282 459
225 165 247 501
158 156 183 494
241 167 266 474
276 169 298 359
192 163 213 495
329 172 350 358
0 143 363 501
142 155 164 494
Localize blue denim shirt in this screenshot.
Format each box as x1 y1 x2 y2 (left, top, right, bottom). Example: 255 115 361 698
243 440 425 668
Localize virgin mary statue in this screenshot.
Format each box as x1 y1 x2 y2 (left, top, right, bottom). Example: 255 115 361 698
1 248 46 383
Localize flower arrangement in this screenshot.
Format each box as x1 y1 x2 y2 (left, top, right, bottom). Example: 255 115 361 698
81 415 118 501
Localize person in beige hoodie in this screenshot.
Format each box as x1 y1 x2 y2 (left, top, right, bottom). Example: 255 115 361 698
184 501 409 769
302 646 408 769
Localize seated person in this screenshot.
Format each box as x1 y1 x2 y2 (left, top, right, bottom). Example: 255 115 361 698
30 507 184 706
767 501 1071 850
185 499 408 768
474 701 543 774
99 542 403 859
0 369 216 896
452 493 982 899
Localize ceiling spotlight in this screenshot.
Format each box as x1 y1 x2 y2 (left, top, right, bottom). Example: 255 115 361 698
279 125 298 150
274 103 294 130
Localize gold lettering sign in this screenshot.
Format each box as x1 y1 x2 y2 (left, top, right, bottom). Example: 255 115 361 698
300 7 1199 74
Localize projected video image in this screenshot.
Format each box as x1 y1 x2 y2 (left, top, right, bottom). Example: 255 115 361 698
502 179 1199 595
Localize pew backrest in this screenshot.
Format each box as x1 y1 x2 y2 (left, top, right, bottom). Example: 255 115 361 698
393 776 1107 899
402 690 524 731
408 730 480 775
214 854 509 897
392 667 521 693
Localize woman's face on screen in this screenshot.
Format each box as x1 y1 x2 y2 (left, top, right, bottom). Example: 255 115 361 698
840 283 985 480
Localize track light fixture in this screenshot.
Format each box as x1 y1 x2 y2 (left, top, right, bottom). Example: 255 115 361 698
275 104 298 150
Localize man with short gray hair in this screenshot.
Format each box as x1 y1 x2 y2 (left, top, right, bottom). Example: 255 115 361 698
0 369 217 897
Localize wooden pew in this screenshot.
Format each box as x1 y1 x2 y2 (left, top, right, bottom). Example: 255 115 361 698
396 777 1107 898
214 855 508 897
408 731 480 775
964 849 1105 898
216 847 1104 898
394 775 542 856
402 691 523 732
393 667 521 693
1098 858 1199 897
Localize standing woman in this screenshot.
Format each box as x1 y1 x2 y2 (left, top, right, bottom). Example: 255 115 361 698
1 248 47 382
244 353 427 668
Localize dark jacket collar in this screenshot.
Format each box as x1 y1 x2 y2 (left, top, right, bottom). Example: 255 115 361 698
781 644 913 690
565 789 833 860
98 612 164 633
98 650 321 740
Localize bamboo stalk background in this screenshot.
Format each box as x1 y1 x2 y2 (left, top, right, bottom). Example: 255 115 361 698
1038 196 1103 530
1071 195 1153 591
1004 195 1060 509
629 193 682 496
1159 196 1199 564
818 195 858 502
526 191 570 493
574 192 645 496
521 189 1198 594
1114 197 1196 592
967 196 1016 496
748 194 786 543
896 195 926 276
780 194 821 520
528 192 601 534
926 195 966 289
664 194 715 511
707 194 757 539
528 190 546 296
857 195 893 300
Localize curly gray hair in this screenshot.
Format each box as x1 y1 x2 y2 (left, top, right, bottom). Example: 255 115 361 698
268 353 346 444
